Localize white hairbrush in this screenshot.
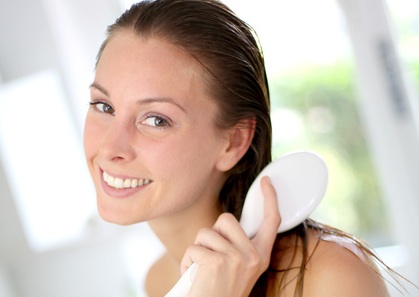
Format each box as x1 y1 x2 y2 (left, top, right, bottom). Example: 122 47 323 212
165 151 328 296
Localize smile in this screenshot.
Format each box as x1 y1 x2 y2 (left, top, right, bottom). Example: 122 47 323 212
103 171 152 189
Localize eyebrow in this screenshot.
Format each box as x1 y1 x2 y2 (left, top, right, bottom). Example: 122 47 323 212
90 82 109 96
89 82 188 114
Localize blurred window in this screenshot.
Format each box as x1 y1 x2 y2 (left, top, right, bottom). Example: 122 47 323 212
386 0 419 100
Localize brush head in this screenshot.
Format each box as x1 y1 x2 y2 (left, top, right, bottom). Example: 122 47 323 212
240 151 328 238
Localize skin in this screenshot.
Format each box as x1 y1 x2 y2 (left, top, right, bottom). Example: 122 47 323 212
84 30 280 296
266 230 389 297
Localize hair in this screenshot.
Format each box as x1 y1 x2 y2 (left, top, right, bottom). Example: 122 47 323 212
96 1 412 296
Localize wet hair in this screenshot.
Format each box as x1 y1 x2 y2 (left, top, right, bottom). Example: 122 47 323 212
96 1 411 296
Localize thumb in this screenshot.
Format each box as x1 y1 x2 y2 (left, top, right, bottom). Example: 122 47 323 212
251 176 281 258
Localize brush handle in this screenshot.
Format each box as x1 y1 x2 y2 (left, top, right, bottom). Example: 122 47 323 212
164 263 198 297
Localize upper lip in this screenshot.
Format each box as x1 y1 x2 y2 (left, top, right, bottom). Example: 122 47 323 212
101 168 144 180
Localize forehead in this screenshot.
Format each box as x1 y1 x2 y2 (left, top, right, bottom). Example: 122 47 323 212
97 30 203 86
96 31 216 103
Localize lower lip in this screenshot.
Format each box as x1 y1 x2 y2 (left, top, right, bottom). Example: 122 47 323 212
100 171 150 198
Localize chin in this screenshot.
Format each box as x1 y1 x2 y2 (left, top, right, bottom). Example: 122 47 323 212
97 202 143 226
101 215 135 226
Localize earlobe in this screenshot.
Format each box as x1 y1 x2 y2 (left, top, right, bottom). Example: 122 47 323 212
216 119 255 172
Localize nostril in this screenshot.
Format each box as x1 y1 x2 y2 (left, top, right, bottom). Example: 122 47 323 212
111 156 125 161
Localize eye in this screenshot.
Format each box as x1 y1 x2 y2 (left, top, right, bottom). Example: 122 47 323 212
141 115 171 128
89 101 115 115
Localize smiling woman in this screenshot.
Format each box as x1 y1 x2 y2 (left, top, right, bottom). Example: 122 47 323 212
0 0 417 296
78 0 406 296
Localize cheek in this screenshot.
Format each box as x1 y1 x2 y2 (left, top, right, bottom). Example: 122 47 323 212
152 129 225 193
165 129 221 168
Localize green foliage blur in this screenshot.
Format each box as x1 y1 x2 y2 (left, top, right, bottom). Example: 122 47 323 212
269 60 394 246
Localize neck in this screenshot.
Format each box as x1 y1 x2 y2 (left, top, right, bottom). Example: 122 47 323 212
148 198 222 266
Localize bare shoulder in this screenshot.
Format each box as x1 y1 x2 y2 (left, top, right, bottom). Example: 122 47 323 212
145 253 179 297
304 232 389 297
268 229 389 297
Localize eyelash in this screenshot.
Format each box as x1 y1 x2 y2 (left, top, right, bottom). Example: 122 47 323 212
141 114 172 129
89 101 115 115
88 101 172 129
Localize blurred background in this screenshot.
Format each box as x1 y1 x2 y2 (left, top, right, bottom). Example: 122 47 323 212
0 0 418 296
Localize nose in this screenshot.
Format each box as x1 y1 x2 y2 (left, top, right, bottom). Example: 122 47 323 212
100 116 136 162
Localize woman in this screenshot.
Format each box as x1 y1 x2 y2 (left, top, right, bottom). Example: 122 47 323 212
84 0 391 295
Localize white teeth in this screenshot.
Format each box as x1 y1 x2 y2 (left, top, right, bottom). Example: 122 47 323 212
114 178 124 189
130 179 138 188
123 179 131 188
102 171 151 189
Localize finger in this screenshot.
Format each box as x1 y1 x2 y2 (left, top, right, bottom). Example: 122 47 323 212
251 176 281 254
181 225 238 274
212 212 261 260
212 213 250 247
194 227 235 254
202 216 256 262
180 244 209 275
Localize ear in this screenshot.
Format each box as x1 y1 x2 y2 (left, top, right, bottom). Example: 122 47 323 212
216 119 255 172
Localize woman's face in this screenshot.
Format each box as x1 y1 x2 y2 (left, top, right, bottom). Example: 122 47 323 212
84 31 229 225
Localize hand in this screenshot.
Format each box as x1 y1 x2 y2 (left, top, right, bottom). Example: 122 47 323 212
180 176 281 297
